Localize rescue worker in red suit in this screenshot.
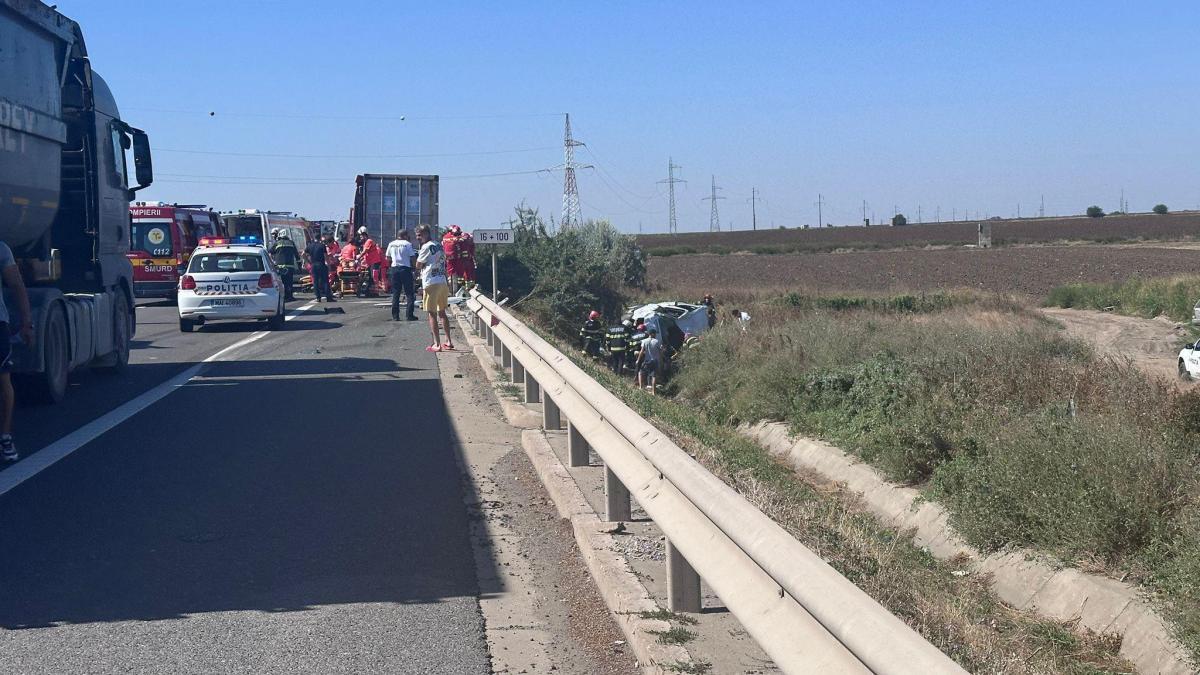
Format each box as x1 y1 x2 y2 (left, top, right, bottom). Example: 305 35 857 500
442 226 462 292
358 226 383 294
338 236 359 296
457 228 476 289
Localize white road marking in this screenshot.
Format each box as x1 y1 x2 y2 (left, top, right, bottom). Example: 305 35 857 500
0 301 319 497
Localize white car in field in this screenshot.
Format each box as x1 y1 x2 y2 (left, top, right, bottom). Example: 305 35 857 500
1180 341 1200 380
177 239 284 332
628 301 711 338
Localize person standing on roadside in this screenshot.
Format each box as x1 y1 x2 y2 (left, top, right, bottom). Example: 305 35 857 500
0 242 33 461
386 229 417 321
358 227 383 294
268 230 299 301
305 236 336 302
636 328 662 394
415 224 452 351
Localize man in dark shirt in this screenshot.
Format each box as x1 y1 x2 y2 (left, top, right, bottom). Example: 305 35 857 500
304 239 336 302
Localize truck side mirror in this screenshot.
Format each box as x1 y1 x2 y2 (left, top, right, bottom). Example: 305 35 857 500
131 129 153 191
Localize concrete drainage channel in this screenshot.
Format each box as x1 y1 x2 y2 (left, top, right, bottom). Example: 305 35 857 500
459 290 968 675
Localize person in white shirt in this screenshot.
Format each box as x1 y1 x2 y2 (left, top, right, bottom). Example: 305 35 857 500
637 328 663 393
731 308 751 331
385 230 417 321
415 224 453 351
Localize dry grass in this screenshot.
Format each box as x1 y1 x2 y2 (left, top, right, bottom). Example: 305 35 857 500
546 328 1133 673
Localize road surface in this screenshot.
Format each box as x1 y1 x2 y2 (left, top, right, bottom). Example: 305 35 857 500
0 297 616 673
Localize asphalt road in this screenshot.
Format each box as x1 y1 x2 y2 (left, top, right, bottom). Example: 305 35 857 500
0 296 494 673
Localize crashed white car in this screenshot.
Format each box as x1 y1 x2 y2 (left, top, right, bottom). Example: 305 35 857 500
1180 341 1200 380
627 301 711 341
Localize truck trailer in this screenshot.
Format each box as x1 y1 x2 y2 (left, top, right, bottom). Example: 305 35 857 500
1 0 154 403
350 174 439 246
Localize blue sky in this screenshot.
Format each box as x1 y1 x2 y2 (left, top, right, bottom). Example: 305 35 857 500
62 1 1199 232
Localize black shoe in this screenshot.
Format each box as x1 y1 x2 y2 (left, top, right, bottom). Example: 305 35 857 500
391 316 400 321
406 315 419 321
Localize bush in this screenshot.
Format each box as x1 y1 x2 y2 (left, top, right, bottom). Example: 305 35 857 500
1086 206 1106 218
477 204 646 337
1155 204 1170 215
892 213 908 227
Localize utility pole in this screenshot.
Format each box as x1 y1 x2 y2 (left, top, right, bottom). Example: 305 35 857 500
749 187 760 231
658 158 685 234
560 113 588 229
702 175 725 232
1040 195 1045 218
1017 203 1021 219
815 193 825 228
952 208 957 221
917 204 922 223
936 206 941 223
862 199 868 226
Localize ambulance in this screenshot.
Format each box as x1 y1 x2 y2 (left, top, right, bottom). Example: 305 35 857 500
127 202 223 301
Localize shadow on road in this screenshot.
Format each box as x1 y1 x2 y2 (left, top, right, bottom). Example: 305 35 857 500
0 354 500 629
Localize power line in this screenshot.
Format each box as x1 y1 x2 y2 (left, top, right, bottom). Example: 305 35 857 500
154 146 558 159
125 107 564 122
152 168 553 185
658 158 685 234
701 175 725 232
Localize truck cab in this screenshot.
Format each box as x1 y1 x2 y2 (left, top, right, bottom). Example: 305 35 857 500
1 0 154 403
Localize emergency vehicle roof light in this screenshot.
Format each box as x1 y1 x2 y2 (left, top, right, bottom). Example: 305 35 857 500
233 234 262 246
198 236 229 247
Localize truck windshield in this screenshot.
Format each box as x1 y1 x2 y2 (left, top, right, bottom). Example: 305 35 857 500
224 215 265 239
188 253 266 274
131 222 174 257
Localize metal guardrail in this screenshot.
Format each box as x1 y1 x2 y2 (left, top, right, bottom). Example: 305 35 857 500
464 289 966 675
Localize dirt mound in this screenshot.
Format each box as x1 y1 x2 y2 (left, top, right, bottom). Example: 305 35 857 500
1041 307 1193 383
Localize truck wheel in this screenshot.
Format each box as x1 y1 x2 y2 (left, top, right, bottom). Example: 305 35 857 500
95 291 131 372
18 304 69 405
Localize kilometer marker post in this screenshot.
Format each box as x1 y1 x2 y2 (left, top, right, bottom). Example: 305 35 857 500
472 227 515 301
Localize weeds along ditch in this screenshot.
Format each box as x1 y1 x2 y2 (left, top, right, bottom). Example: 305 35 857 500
665 290 1200 660
536 322 1131 673
1046 274 1200 323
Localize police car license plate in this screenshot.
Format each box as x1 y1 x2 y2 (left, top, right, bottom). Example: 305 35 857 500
211 298 244 307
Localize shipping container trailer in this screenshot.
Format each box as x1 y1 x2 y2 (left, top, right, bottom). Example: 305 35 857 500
351 174 439 245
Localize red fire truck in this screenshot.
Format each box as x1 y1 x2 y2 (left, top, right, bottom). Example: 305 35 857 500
127 202 224 301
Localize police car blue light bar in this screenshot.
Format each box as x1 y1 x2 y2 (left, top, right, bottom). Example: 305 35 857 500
233 235 262 246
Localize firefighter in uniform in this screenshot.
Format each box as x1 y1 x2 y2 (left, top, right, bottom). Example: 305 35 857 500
579 310 604 358
626 322 647 375
268 229 299 301
604 320 631 374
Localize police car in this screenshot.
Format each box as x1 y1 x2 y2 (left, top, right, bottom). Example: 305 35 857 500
177 236 285 332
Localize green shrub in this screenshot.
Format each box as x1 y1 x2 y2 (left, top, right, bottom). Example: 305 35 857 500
1155 204 1170 215
1086 206 1106 217
477 204 646 337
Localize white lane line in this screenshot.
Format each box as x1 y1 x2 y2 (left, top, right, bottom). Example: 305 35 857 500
0 301 319 497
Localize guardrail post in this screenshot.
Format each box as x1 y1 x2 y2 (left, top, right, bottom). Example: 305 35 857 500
667 540 702 613
492 333 503 358
501 344 512 369
605 466 631 521
543 395 561 430
486 323 494 347
512 359 525 385
524 376 540 404
473 314 481 334
567 422 589 467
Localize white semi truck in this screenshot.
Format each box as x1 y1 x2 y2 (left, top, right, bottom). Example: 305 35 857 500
1 0 154 403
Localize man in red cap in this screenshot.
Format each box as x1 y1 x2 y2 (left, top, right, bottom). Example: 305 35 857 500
579 310 604 358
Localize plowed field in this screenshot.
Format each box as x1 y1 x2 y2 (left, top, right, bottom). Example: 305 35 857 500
638 212 1200 255
649 245 1200 297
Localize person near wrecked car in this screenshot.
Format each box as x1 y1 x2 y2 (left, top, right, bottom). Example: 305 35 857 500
579 310 604 358
637 328 663 394
731 308 751 331
416 224 453 351
604 319 631 375
0 242 33 461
